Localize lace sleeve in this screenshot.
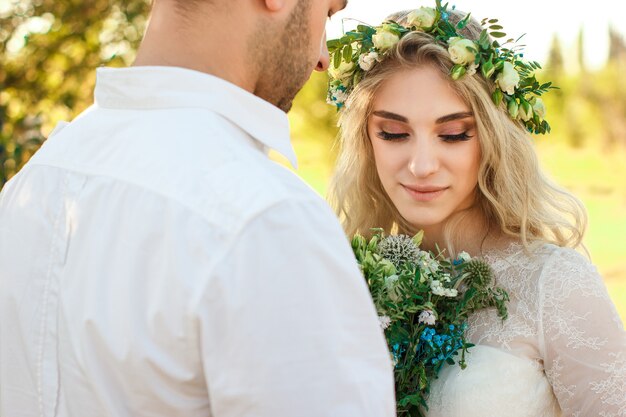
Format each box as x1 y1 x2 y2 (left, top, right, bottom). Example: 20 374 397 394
539 247 626 417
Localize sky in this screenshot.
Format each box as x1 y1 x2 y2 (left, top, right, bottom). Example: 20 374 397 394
326 1 626 70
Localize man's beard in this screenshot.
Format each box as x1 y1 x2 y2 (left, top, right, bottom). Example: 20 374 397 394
252 0 314 112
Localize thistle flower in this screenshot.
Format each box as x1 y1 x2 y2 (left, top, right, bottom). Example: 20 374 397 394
464 259 494 288
377 234 420 269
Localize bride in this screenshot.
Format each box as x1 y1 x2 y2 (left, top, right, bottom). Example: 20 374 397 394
327 4 626 416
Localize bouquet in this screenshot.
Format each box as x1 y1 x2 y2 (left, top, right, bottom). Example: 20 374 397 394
351 229 509 416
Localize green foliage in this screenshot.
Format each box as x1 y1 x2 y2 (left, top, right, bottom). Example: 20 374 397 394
326 0 556 134
0 0 150 185
352 230 509 416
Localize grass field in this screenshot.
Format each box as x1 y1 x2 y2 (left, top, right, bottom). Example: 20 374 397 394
535 141 626 322
275 139 626 324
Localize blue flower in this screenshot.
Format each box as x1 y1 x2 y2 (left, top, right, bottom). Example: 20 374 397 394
441 12 449 21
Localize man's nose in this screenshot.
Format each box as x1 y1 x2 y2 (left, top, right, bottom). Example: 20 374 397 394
315 32 330 72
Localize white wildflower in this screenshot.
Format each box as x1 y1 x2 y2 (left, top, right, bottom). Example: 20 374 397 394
327 85 348 107
466 62 479 76
430 280 458 298
378 315 392 329
418 250 440 275
458 251 471 263
358 51 380 71
418 310 437 326
384 274 401 302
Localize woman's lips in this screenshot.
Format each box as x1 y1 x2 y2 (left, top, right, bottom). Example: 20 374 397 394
402 185 448 202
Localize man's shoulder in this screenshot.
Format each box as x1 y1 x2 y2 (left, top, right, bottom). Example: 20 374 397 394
31 106 328 229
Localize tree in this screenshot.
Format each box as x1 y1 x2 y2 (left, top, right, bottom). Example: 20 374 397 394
0 0 150 186
545 34 564 76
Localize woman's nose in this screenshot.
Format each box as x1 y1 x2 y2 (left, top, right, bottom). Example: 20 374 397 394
408 139 440 178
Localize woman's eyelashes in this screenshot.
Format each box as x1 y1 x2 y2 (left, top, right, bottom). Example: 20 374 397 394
439 131 473 142
376 130 410 141
375 130 473 142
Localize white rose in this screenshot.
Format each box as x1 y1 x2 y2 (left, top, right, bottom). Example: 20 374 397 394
406 7 436 30
532 97 546 119
447 37 476 65
518 100 533 121
496 61 520 95
328 60 356 83
372 28 400 51
358 51 380 71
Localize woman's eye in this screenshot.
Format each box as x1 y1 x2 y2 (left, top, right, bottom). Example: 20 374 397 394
376 131 409 141
440 132 473 142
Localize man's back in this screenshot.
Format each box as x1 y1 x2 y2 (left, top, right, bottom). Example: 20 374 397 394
0 67 395 416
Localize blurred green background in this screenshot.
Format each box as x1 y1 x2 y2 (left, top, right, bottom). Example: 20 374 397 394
1 1 625 322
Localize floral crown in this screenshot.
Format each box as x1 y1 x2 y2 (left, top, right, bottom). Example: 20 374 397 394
326 0 555 134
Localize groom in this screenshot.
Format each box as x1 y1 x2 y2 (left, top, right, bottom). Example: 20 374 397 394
0 0 395 416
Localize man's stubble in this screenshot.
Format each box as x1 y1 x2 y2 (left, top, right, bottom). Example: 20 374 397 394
251 0 315 112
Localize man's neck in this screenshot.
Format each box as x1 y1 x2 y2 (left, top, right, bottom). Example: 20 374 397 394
133 1 255 93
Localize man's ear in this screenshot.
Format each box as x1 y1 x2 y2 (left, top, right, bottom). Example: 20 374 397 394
263 0 287 12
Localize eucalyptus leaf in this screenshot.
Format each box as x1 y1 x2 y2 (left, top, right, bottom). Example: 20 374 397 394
333 51 341 68
343 43 352 62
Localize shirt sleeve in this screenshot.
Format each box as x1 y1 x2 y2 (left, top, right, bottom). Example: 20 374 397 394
196 198 396 417
539 247 626 417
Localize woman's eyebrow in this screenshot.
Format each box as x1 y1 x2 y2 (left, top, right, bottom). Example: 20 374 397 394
436 112 474 124
371 110 409 123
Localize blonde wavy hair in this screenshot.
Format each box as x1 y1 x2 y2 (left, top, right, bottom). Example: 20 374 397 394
328 10 587 253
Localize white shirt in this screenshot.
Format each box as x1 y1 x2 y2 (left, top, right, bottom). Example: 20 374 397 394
0 66 396 417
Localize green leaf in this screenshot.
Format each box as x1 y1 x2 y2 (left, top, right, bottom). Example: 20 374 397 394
327 39 341 50
342 43 352 62
478 30 490 49
456 13 471 30
489 24 503 30
490 31 507 38
412 230 425 247
333 50 342 68
451 64 466 80
488 18 499 23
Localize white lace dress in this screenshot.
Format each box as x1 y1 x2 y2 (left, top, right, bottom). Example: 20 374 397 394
425 243 626 417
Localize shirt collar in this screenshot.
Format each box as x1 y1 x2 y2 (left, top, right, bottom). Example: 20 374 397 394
94 66 297 168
